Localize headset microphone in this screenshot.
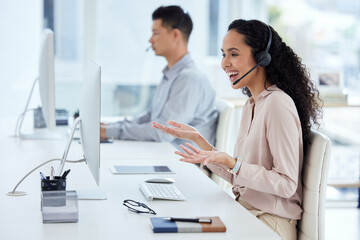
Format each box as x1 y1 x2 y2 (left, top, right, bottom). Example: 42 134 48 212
232 24 273 86
232 62 261 85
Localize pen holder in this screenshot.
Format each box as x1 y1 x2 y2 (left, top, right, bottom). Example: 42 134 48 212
41 176 66 192
41 190 78 223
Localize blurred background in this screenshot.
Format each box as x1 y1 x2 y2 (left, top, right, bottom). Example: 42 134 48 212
0 0 359 229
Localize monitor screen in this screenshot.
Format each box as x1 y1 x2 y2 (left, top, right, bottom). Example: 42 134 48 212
56 59 101 185
79 60 101 185
38 29 56 131
15 28 57 138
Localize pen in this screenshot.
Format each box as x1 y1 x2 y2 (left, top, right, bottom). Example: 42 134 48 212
61 169 71 179
163 217 212 223
40 172 53 190
40 172 47 180
50 166 54 180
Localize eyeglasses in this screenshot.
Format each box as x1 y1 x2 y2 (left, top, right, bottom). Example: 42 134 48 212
123 199 156 215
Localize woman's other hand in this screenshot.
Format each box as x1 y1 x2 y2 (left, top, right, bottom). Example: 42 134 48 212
176 142 235 168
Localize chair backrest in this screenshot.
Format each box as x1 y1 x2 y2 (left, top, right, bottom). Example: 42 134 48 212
298 130 331 240
209 98 235 187
214 98 235 155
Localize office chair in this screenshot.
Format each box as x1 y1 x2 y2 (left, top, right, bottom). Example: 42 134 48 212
298 130 331 240
209 98 235 188
214 98 236 154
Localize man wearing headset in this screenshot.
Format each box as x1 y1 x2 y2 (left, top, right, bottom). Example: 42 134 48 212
101 5 218 149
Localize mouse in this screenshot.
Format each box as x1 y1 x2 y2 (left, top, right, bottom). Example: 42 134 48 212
145 177 175 184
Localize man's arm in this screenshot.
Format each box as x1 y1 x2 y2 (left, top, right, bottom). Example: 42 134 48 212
104 110 151 139
119 74 203 142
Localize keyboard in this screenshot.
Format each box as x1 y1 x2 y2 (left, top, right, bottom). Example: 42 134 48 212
139 182 186 201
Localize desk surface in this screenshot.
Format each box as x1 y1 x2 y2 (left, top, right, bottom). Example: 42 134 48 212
0 133 279 240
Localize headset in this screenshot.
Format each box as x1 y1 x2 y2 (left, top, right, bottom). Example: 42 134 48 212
172 12 187 29
232 24 272 85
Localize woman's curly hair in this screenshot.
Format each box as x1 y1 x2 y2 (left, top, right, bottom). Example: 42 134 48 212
228 19 323 152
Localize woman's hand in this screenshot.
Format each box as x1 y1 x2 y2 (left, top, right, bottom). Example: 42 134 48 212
152 121 200 143
152 120 214 151
176 142 235 168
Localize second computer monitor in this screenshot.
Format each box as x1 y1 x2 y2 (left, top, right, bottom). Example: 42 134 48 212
79 60 101 185
38 28 56 130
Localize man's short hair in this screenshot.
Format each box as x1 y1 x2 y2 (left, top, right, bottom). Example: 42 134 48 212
152 5 193 42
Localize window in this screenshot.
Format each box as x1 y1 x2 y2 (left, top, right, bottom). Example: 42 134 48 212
266 0 360 100
49 0 214 116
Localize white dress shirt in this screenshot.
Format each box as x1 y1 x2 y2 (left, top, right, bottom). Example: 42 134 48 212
106 53 218 147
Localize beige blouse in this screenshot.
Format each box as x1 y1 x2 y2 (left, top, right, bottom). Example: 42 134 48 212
207 85 303 220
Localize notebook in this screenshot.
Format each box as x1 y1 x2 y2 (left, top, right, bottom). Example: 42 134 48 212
149 216 226 233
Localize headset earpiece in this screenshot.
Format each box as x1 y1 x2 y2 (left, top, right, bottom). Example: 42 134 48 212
255 25 272 67
255 51 271 67
173 12 187 29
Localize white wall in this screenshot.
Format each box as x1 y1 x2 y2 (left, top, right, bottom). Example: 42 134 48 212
0 0 42 118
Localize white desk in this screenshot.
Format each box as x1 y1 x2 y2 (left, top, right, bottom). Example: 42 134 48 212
0 135 280 240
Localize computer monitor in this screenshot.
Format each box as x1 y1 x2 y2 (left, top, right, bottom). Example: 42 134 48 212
57 59 101 185
38 29 56 131
15 28 57 138
7 60 101 197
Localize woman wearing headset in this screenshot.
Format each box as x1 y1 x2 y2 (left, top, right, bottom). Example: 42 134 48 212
152 19 322 239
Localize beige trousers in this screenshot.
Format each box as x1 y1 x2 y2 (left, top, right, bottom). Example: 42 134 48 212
237 197 297 240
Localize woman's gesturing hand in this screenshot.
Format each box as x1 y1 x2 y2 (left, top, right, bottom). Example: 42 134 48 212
152 121 200 143
176 142 235 168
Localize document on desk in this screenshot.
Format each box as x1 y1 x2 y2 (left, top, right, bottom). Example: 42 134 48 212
110 165 174 174
150 216 226 233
